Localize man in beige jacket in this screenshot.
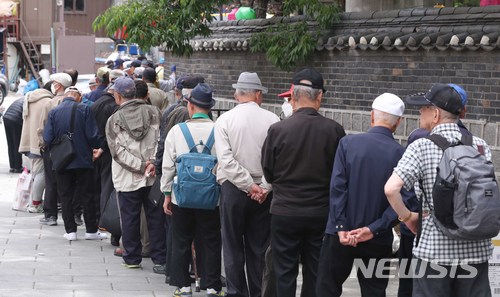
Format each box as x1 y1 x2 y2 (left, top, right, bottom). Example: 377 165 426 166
106 77 166 269
19 87 53 213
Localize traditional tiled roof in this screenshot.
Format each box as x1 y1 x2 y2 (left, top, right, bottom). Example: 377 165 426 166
190 6 500 52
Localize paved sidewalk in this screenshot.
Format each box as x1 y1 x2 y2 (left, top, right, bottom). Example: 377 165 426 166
0 94 399 296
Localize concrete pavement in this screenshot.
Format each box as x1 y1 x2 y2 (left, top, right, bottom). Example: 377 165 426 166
0 93 399 296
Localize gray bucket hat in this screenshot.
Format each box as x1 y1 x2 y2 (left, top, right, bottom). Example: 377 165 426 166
232 72 268 94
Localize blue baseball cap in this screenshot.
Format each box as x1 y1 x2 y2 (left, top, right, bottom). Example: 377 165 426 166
448 84 467 107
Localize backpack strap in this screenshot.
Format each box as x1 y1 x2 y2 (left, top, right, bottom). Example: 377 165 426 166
460 134 473 146
202 128 215 154
179 122 197 152
426 134 450 151
179 123 215 154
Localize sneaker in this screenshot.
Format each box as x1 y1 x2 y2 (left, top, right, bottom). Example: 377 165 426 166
84 232 107 240
27 204 44 213
153 264 166 274
173 287 192 297
40 216 57 226
63 232 77 241
206 288 226 297
122 262 141 269
74 215 83 226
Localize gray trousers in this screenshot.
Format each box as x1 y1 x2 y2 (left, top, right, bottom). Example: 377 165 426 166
412 258 491 297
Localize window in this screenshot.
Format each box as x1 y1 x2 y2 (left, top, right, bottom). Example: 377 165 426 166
64 0 85 12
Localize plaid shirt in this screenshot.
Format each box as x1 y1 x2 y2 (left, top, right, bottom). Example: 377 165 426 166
395 123 493 265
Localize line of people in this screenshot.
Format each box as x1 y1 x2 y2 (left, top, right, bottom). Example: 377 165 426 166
5 60 495 297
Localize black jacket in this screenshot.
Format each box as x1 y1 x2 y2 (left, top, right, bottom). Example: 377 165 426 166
3 98 24 123
90 93 118 152
261 107 346 217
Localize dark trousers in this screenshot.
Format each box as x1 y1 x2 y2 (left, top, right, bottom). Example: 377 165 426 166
165 213 172 277
42 150 59 219
170 204 222 291
3 118 23 170
412 258 491 297
94 151 114 221
118 186 166 265
398 232 415 297
261 245 276 297
316 234 392 297
271 215 327 297
55 168 97 234
220 181 272 297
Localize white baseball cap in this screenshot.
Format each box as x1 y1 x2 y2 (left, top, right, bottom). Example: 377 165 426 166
50 73 73 88
372 93 405 117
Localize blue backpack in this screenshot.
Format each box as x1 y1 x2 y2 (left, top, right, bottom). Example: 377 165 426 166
173 122 220 210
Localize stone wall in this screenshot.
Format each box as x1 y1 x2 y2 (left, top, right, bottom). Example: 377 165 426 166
165 49 500 122
163 6 500 173
165 48 500 174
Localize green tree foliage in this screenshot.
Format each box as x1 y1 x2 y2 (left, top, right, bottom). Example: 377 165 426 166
93 0 227 56
250 1 341 71
93 0 341 70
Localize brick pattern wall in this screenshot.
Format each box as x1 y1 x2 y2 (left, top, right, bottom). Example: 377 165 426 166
165 47 500 173
166 49 500 122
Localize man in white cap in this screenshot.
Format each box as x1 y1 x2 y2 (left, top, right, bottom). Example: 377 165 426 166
316 93 412 297
43 86 106 241
37 72 73 226
214 72 279 297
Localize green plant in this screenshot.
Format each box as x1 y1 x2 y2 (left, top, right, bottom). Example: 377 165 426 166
250 1 341 71
93 0 227 56
453 0 480 6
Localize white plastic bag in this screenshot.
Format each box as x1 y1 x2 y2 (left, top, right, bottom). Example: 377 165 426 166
12 168 32 212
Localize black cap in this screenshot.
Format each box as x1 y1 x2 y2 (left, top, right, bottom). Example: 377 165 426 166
181 76 205 89
426 84 463 115
292 68 327 94
404 92 429 106
130 60 142 68
405 84 462 115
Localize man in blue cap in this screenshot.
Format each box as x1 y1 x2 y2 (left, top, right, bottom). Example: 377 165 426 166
106 77 166 270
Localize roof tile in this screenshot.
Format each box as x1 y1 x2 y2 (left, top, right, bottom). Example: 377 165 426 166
197 7 500 53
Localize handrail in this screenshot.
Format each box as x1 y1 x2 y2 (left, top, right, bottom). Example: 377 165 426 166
18 18 42 66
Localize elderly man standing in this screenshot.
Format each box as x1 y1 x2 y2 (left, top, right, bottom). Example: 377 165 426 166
214 72 279 297
106 77 166 269
142 68 169 112
19 87 54 213
43 86 105 241
161 83 223 297
316 93 410 297
38 73 73 226
385 84 494 297
261 69 346 297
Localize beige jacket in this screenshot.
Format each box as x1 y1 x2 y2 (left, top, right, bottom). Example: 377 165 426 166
160 118 215 205
214 101 280 192
19 89 54 156
106 99 161 192
37 94 65 148
147 83 169 112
